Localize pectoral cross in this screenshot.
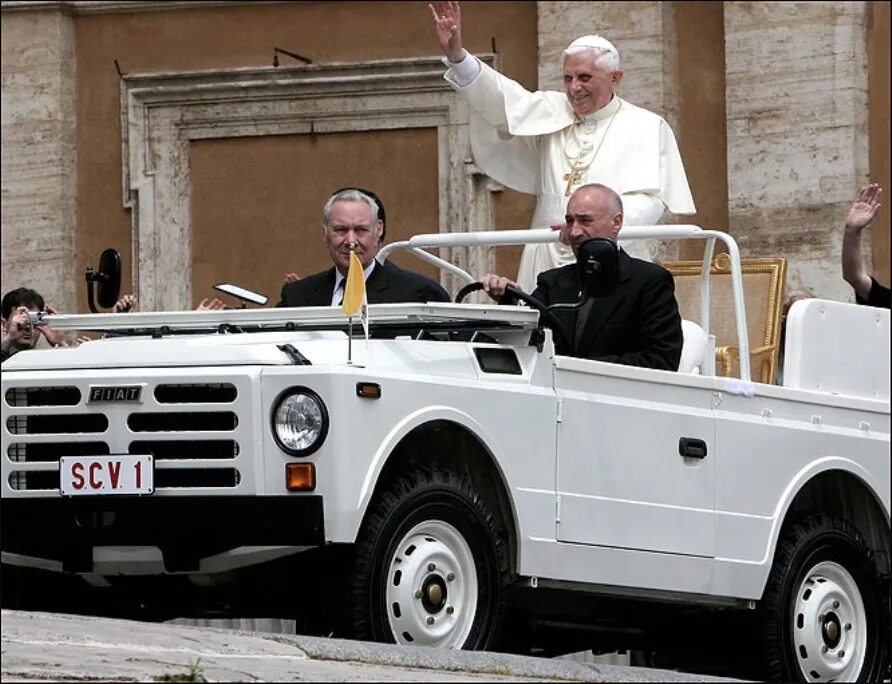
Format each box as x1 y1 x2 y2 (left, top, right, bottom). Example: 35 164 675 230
564 167 586 196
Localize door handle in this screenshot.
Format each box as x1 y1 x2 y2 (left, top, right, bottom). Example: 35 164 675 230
679 437 707 459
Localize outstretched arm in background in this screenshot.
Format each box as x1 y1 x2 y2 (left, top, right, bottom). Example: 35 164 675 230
842 183 882 301
428 1 465 63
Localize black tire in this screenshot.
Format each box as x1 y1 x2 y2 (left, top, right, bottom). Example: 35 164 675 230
352 467 510 650
1 564 89 614
760 513 889 682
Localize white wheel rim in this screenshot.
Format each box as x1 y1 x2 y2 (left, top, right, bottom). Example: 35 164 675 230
384 519 478 649
792 560 867 682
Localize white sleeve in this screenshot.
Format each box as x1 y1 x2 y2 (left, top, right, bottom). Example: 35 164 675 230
620 193 666 225
441 54 482 88
618 194 670 261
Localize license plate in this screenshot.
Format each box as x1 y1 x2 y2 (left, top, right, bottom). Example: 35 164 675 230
59 455 154 496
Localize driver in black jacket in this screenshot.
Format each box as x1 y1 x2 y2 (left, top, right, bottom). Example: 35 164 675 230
480 183 682 370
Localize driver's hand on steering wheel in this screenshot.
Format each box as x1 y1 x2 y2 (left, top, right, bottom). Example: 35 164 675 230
481 273 518 301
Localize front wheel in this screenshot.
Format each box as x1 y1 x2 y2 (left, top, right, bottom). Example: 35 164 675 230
760 514 889 682
352 467 510 650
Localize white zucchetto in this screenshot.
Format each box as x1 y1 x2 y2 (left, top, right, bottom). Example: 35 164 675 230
566 35 619 58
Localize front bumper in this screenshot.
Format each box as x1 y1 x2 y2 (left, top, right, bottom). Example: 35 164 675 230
1 495 324 572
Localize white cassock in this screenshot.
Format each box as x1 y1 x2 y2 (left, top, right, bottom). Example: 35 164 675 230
444 57 696 292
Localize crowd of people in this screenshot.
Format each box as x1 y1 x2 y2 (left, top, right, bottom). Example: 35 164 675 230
0 290 226 362
2 1 889 369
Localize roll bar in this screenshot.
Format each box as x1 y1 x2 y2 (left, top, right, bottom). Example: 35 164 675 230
379 226 750 380
26 226 750 380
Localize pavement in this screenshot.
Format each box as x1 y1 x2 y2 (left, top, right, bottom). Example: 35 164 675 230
1 609 745 682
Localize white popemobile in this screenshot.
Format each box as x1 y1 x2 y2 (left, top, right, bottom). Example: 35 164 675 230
1 227 889 682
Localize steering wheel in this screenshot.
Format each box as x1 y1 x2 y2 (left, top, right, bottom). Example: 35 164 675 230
454 281 486 303
454 281 573 351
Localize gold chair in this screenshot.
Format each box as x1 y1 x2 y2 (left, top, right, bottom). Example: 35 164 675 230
664 254 787 384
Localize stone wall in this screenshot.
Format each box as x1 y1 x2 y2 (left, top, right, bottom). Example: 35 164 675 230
1 1 887 312
535 2 883 301
2 0 540 312
1 3 77 313
724 1 870 302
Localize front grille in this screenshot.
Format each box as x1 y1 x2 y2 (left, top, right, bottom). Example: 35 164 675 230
8 441 110 463
5 386 81 407
130 440 239 460
155 468 241 488
128 412 238 432
6 414 109 434
154 383 237 404
4 380 248 493
8 471 59 491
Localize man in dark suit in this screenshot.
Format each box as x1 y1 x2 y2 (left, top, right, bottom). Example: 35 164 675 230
480 183 682 371
277 188 449 307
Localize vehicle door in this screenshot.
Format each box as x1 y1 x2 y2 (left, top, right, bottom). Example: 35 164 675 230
554 358 717 557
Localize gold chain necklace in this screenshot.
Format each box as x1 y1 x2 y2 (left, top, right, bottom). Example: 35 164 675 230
563 100 622 196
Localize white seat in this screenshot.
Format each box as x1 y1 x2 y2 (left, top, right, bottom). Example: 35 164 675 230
679 319 709 374
783 298 890 400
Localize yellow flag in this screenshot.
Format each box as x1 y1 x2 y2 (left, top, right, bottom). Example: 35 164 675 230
342 250 366 317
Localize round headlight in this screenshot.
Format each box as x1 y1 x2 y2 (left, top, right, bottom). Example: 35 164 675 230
271 388 328 456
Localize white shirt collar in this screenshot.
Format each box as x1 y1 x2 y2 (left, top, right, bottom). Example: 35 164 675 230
580 94 622 125
332 259 376 304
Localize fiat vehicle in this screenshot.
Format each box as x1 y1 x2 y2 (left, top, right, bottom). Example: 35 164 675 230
2 227 888 682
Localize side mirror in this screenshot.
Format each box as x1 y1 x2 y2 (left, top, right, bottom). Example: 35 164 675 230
576 237 619 299
85 248 122 313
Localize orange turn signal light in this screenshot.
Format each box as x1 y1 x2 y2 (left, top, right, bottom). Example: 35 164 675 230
356 382 381 399
285 462 316 491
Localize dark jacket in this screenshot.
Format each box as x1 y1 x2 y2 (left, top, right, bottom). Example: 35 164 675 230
277 259 449 308
855 276 891 309
530 250 682 371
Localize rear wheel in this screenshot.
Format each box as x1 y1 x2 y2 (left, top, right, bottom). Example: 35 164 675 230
760 514 888 682
352 467 510 650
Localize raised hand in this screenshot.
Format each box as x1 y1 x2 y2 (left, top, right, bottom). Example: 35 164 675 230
428 1 464 62
4 307 34 347
841 183 881 298
283 272 301 284
196 297 225 311
112 293 138 313
37 303 66 346
845 183 882 234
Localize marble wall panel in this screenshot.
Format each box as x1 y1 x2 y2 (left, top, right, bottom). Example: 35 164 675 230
725 1 870 302
1 7 77 313
2 1 884 316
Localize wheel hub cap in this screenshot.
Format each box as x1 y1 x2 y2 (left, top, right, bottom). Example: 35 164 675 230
384 520 478 648
821 612 840 648
793 561 867 681
421 575 447 613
